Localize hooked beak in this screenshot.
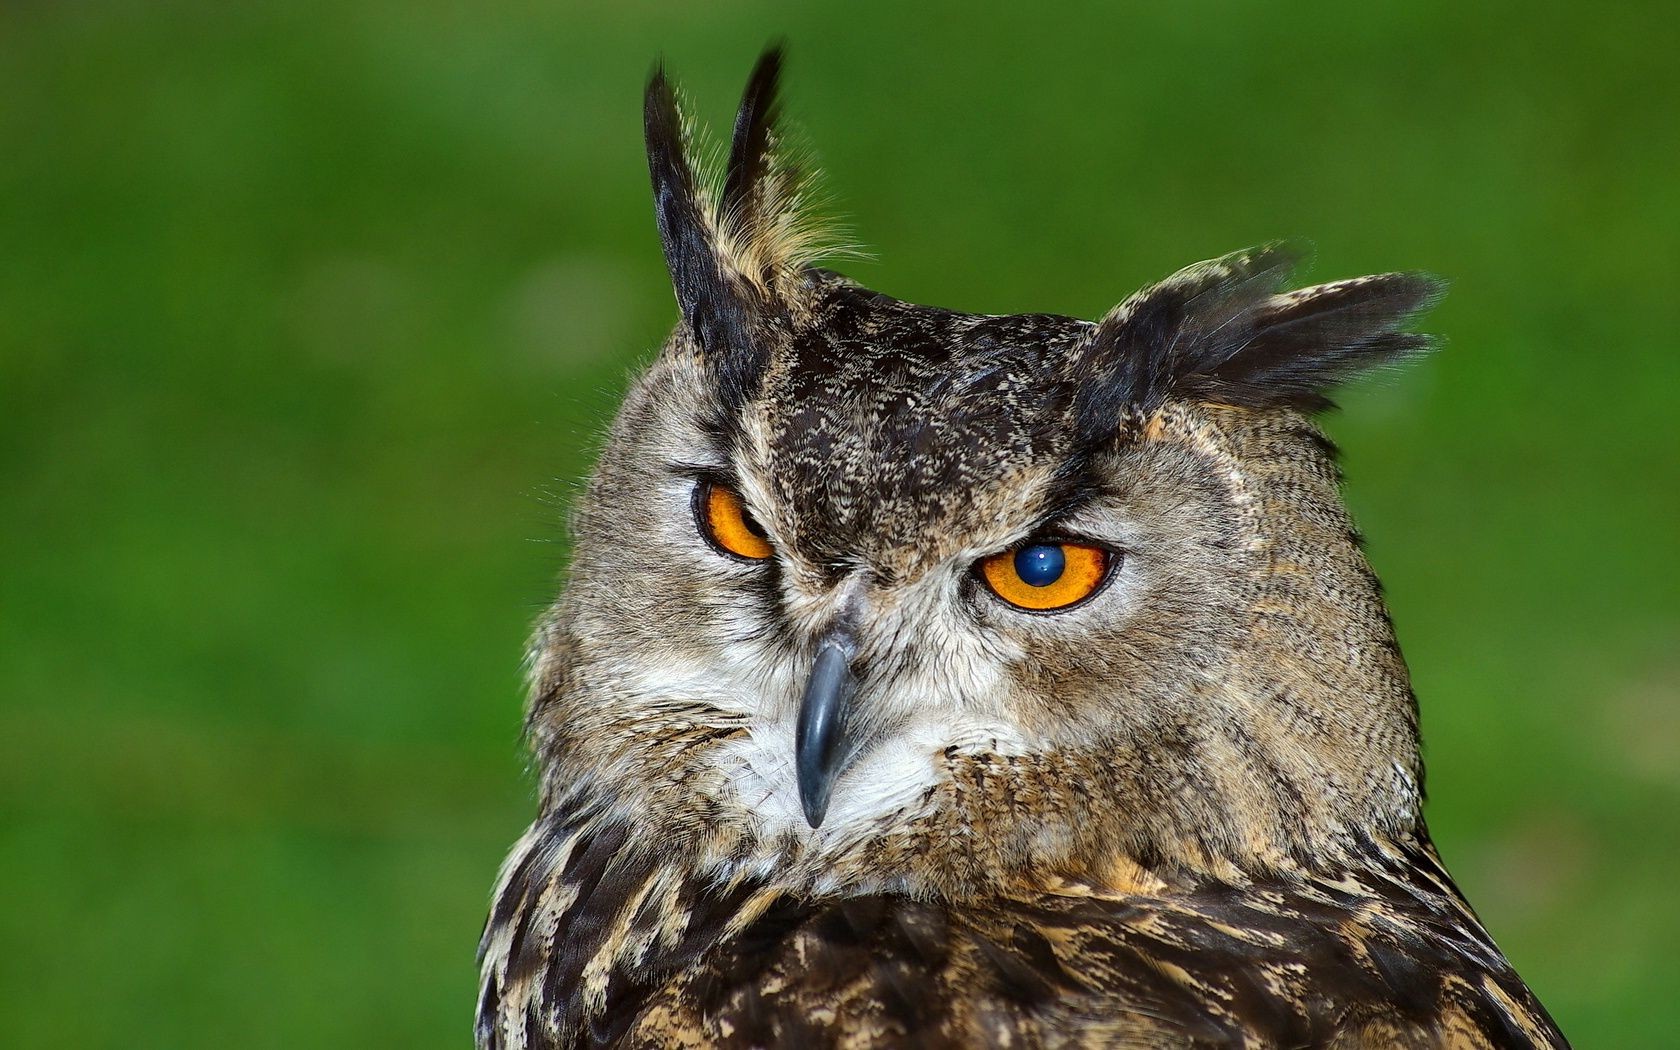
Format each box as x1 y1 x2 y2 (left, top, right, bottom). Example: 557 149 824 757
795 634 857 828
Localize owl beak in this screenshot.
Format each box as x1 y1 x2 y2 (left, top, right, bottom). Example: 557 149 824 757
796 635 857 829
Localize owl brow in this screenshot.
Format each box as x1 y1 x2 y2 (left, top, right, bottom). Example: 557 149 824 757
1031 451 1110 530
692 402 743 457
668 461 739 486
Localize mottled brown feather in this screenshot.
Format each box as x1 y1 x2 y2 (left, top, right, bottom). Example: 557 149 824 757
479 820 1563 1049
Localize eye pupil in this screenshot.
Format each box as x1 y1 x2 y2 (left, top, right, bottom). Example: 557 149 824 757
1013 544 1066 587
740 507 767 540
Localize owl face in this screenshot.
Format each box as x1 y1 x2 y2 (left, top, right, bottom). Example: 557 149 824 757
525 52 1439 892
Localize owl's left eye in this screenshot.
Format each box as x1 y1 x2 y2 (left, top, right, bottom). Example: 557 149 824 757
694 480 774 561
977 540 1113 612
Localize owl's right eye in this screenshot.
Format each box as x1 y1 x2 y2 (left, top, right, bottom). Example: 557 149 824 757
977 540 1113 612
694 481 773 561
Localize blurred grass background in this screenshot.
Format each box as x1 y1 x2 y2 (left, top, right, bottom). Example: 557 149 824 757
2 0 1676 1045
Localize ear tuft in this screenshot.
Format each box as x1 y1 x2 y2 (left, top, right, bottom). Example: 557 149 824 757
714 45 843 292
1191 270 1445 411
721 46 785 237
1072 244 1444 440
645 63 752 364
644 47 839 407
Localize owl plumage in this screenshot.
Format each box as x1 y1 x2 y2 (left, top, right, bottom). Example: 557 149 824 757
476 49 1567 1049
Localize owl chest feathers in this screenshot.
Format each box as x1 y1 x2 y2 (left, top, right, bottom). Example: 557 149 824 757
477 811 1566 1049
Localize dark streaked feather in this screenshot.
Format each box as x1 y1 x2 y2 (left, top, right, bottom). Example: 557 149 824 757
642 64 768 408
478 821 1566 1049
1186 272 1445 410
1072 244 1444 443
644 45 839 414
721 45 787 238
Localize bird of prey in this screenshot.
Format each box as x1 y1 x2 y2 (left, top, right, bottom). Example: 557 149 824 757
475 48 1569 1050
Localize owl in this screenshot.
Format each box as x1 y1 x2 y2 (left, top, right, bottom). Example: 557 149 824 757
476 49 1568 1049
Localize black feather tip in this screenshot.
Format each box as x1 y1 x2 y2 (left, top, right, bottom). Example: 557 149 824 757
1072 244 1444 441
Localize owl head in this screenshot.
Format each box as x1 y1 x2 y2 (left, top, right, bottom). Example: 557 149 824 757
526 50 1443 896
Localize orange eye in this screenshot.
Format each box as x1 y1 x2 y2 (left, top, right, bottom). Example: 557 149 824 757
696 481 773 561
978 541 1112 612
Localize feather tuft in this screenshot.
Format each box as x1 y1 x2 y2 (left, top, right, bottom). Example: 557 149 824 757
1071 244 1444 442
644 46 850 407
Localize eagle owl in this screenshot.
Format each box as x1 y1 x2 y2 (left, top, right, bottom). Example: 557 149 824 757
477 50 1568 1049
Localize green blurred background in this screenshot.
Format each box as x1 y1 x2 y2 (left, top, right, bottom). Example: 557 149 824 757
3 1 1676 1045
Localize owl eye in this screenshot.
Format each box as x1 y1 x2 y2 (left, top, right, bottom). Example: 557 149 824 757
695 481 774 561
977 540 1112 612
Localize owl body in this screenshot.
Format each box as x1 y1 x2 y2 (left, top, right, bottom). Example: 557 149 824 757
476 51 1567 1049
